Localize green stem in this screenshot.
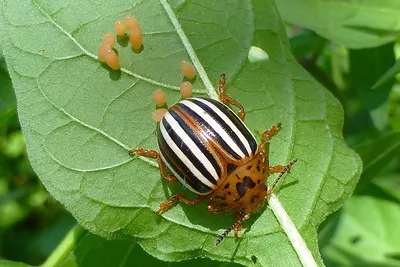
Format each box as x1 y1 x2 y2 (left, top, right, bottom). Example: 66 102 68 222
41 224 86 267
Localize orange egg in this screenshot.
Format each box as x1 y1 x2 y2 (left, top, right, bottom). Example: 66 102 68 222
153 88 166 106
129 25 142 51
102 32 115 47
125 15 139 29
152 108 168 122
98 41 112 62
114 20 126 36
180 81 192 99
181 60 196 79
104 48 120 70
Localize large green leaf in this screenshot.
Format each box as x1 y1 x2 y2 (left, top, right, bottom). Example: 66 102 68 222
275 0 400 49
0 0 361 266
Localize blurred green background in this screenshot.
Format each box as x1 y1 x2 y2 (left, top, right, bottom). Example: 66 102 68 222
1 18 400 267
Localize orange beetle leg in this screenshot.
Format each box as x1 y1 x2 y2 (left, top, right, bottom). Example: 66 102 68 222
155 193 206 215
259 123 282 151
217 73 246 121
129 147 178 183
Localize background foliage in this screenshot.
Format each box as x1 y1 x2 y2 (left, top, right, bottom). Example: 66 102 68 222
1 0 400 266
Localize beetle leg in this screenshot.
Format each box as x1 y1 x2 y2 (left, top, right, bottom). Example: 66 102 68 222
267 158 298 196
206 203 231 214
268 165 286 173
129 147 178 183
233 212 244 238
259 123 281 151
217 73 246 121
155 193 206 215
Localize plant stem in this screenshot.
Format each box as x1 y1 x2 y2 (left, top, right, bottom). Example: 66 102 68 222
269 194 318 267
41 224 86 267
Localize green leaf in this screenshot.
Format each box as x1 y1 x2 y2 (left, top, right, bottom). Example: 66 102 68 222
0 260 31 267
275 0 400 49
373 59 400 89
373 174 400 203
348 43 395 110
0 58 17 125
320 196 400 266
0 0 361 266
354 133 400 192
59 231 240 267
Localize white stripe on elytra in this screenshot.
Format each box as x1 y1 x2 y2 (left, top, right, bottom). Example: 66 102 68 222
164 112 218 182
180 99 246 158
158 150 208 195
160 116 215 189
195 98 254 156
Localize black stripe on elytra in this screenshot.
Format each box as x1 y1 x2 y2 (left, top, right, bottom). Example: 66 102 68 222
177 102 241 160
162 118 218 186
169 106 221 179
202 97 257 155
157 123 212 194
189 98 249 157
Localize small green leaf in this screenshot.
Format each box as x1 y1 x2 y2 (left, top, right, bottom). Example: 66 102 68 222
0 0 361 266
373 174 400 202
276 0 400 49
320 196 400 266
354 133 400 192
373 59 400 89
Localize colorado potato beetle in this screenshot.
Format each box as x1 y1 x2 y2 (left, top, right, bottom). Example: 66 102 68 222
129 74 297 245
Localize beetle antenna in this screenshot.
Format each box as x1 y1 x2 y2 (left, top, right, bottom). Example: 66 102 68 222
216 213 250 246
267 158 298 196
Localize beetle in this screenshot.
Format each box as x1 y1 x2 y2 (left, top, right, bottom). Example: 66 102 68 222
129 74 297 245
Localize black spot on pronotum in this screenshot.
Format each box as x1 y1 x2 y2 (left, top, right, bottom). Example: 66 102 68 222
246 165 252 170
224 183 230 189
251 255 258 264
243 176 256 188
236 182 246 198
236 176 256 198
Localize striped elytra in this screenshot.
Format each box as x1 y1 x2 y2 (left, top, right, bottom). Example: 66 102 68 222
130 74 297 245
157 97 257 195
